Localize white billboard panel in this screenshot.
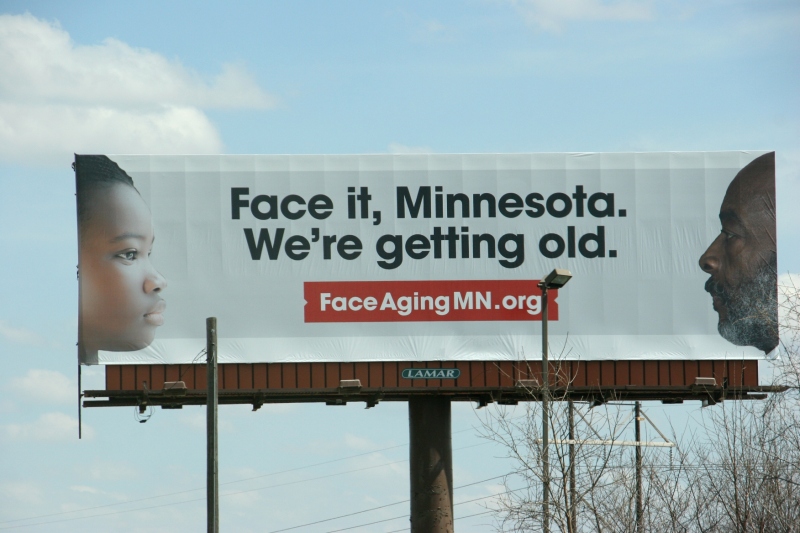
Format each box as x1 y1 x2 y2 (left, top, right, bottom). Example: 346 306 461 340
75 152 777 364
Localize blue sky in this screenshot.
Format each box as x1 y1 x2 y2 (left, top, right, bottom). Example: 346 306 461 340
0 1 798 531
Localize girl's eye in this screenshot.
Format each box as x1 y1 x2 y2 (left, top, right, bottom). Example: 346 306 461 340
117 250 138 261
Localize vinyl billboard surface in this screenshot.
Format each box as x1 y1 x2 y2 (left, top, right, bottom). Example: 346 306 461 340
75 152 777 365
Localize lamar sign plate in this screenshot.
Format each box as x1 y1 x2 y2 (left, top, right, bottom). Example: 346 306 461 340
402 368 461 380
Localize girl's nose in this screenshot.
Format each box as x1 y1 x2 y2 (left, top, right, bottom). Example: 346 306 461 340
144 267 167 293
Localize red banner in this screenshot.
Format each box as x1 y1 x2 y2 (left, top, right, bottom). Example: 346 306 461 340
304 280 558 323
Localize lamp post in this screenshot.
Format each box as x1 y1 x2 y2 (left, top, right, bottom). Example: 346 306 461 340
538 268 572 533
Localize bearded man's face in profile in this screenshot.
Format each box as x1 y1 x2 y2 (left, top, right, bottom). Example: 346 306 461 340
699 152 778 354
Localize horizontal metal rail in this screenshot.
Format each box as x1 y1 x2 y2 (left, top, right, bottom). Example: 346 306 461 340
82 384 786 408
537 439 675 448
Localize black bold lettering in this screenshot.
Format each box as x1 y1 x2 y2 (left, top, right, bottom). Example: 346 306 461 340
588 193 615 217
525 193 545 218
231 188 250 220
397 187 431 218
281 194 306 220
572 185 587 217
539 233 565 259
244 228 284 260
285 235 310 260
337 235 362 260
472 234 496 258
546 193 572 218
405 234 430 260
322 235 337 259
498 234 524 268
446 193 470 218
499 193 523 218
579 226 606 258
251 195 278 220
308 195 333 219
472 193 497 218
376 234 404 269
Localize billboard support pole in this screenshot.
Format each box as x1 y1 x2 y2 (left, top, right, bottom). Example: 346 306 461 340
409 397 453 533
206 317 219 533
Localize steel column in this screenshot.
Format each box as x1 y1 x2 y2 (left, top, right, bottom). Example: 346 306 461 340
409 397 453 533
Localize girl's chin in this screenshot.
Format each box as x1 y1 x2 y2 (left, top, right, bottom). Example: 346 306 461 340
91 333 157 353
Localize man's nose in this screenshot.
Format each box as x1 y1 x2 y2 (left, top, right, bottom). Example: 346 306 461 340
144 267 167 293
699 234 723 274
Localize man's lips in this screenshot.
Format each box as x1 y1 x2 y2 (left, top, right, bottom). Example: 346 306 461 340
704 278 726 316
144 300 166 326
705 278 724 297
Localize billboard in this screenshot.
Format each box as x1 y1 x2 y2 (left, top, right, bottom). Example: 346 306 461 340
75 152 777 365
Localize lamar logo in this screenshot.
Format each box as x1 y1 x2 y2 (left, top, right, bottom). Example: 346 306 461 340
401 368 461 380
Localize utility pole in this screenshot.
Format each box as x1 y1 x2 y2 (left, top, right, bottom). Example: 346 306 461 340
635 401 643 533
568 400 576 533
207 317 219 533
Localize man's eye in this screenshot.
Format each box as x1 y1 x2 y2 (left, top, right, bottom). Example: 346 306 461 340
721 230 737 240
116 250 138 261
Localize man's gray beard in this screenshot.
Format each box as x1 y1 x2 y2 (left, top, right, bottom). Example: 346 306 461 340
717 265 778 353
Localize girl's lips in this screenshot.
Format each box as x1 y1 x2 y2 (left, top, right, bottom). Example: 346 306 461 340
144 312 164 326
144 300 166 326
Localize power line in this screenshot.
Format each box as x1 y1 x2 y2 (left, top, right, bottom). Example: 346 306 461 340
384 510 495 533
1 421 493 527
0 469 507 532
0 440 492 530
0 441 407 526
0 459 407 531
324 491 516 533
6 406 670 529
265 475 509 533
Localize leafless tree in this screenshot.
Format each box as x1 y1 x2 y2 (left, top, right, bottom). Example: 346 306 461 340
478 374 637 533
481 276 800 533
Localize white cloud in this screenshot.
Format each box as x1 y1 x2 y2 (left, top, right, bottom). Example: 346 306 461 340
508 0 654 32
777 148 800 246
0 103 223 163
344 433 378 451
388 142 434 154
0 13 276 165
89 460 138 481
0 320 49 347
0 481 43 505
9 369 75 405
180 408 234 432
69 485 100 494
225 490 262 509
1 412 94 441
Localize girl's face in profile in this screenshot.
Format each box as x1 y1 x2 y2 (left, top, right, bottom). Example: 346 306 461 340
80 184 166 353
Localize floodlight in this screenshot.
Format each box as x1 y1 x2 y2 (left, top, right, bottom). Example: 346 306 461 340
542 268 573 289
339 379 362 390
